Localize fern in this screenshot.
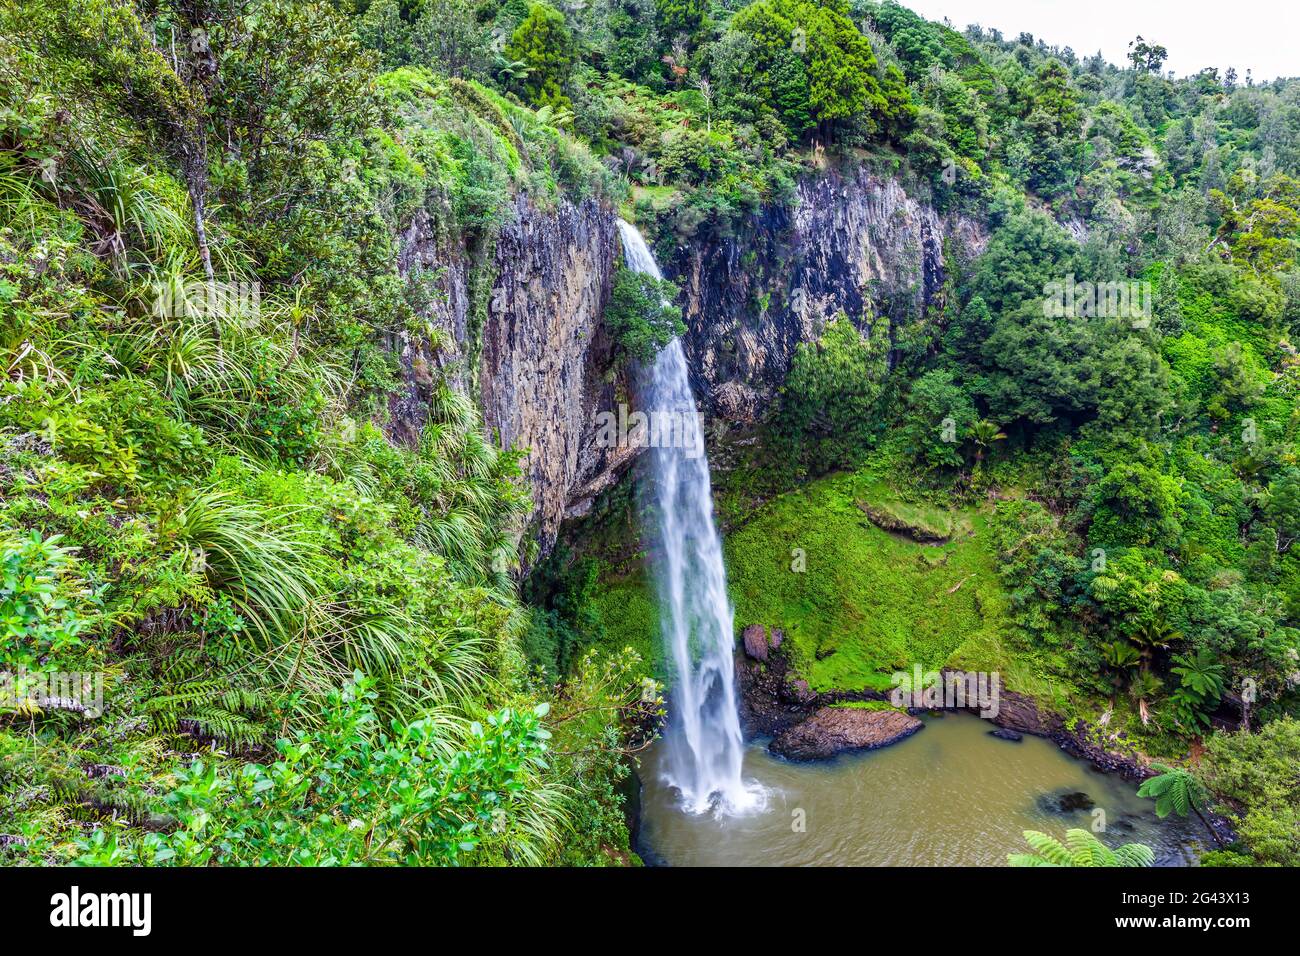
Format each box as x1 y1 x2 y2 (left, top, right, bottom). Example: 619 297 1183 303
1138 765 1204 818
140 641 277 750
1137 764 1226 847
1009 829 1154 867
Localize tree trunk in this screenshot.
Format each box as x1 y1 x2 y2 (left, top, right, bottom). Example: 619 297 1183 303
181 129 221 366
184 141 215 287
175 3 220 358
1192 804 1227 848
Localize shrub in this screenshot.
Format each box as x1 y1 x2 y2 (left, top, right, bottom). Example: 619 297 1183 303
604 266 684 363
74 676 559 866
0 531 90 673
1201 719 1300 866
774 315 889 473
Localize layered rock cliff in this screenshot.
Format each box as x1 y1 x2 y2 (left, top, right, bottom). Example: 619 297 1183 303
387 193 635 558
387 163 987 560
667 164 987 423
479 195 637 546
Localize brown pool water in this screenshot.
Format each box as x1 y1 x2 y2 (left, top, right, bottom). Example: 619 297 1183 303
635 712 1204 866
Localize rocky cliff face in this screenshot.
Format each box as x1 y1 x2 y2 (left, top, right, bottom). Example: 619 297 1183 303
387 193 634 558
480 195 637 548
668 164 987 423
387 164 987 560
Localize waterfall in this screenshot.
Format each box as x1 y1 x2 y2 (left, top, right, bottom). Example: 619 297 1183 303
617 220 760 815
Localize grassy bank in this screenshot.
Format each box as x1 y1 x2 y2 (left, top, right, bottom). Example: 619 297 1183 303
586 466 1077 710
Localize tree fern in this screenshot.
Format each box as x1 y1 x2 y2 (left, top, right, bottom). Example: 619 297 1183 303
1009 829 1154 867
1137 764 1225 846
1138 765 1203 817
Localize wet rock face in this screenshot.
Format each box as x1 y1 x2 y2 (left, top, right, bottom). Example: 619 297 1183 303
769 707 924 761
742 624 783 662
736 627 818 736
387 205 471 449
481 195 634 553
388 165 985 560
670 165 987 422
389 195 635 560
987 687 1064 736
938 669 1064 736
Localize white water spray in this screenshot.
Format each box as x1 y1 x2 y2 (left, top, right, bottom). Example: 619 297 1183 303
617 220 760 815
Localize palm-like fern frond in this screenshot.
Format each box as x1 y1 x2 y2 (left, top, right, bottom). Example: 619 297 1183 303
1009 829 1154 867
1137 765 1210 820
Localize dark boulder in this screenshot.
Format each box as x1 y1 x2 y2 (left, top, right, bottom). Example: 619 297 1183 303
736 641 809 737
1037 789 1097 814
780 677 816 705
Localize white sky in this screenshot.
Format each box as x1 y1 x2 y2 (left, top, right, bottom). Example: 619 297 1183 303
900 0 1298 81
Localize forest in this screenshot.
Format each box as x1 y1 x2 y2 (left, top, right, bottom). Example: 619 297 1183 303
1 0 1298 871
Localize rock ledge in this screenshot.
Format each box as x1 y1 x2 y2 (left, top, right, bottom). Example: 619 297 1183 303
769 707 923 761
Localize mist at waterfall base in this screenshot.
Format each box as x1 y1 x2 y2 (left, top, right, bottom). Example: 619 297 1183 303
617 220 763 816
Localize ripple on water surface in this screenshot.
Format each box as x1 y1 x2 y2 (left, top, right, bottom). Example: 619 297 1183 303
636 712 1203 867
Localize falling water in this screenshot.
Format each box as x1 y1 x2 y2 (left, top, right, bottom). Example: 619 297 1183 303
617 220 760 815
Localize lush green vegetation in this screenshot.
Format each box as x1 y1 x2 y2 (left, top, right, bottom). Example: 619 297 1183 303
1009 828 1155 867
572 462 1066 704
4 0 1299 869
604 266 685 363
773 314 890 471
0 0 647 867
506 0 1300 867
726 471 1006 691
1200 717 1300 865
